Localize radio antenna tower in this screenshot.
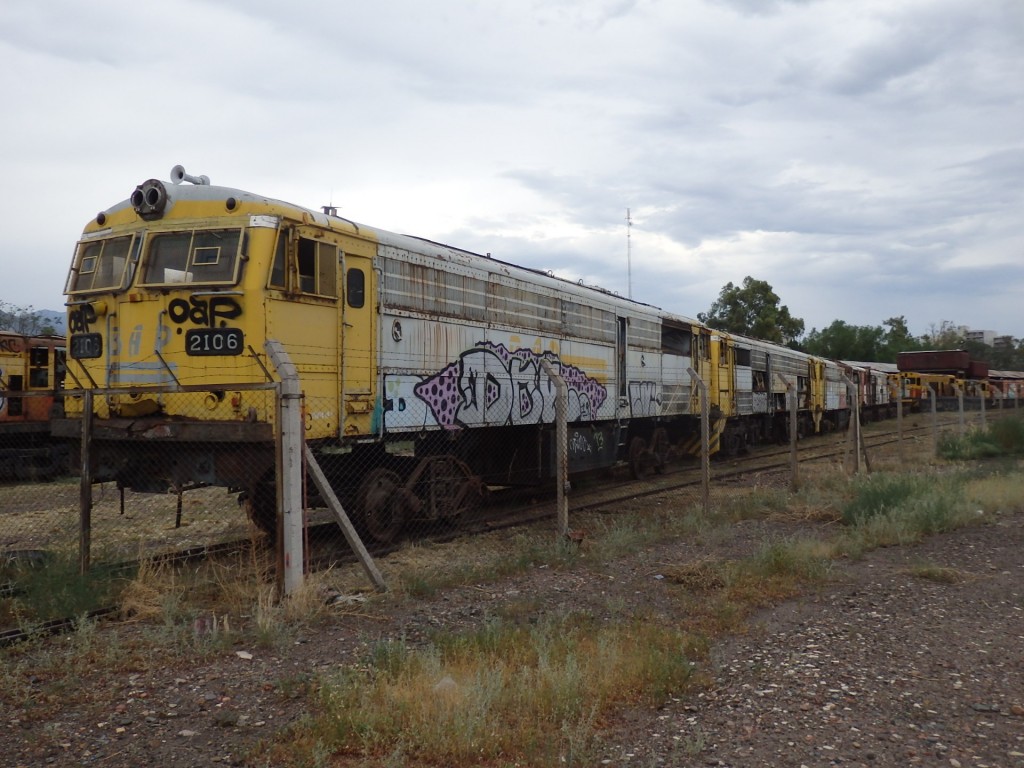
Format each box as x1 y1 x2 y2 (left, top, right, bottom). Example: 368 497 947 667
626 208 633 299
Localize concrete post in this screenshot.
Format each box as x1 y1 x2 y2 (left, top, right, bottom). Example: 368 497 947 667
265 340 305 596
78 390 93 575
540 360 569 537
687 368 710 515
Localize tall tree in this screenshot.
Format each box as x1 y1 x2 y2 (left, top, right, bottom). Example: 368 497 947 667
879 316 922 359
697 276 804 345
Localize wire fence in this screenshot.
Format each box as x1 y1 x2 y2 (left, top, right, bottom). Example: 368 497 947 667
2 378 1016 631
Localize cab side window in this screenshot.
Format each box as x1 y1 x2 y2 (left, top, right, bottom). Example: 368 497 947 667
346 268 365 308
298 239 337 296
270 232 337 297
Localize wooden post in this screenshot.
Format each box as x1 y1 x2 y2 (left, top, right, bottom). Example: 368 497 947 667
304 445 386 592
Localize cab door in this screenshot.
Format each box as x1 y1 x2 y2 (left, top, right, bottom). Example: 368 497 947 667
340 252 376 438
265 224 341 439
690 326 713 415
711 334 736 416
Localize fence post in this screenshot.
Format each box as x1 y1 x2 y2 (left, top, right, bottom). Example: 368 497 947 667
687 368 710 515
772 374 799 489
956 384 965 436
78 390 93 575
540 360 569 537
979 388 986 429
789 380 800 488
929 388 938 458
843 376 860 475
265 340 305 597
896 392 904 465
304 445 386 592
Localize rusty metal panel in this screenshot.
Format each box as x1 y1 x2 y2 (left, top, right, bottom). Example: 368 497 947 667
380 253 487 322
629 317 661 351
563 300 616 342
897 350 970 372
487 276 561 334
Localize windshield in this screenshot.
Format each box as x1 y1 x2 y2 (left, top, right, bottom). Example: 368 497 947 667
140 228 243 286
66 235 134 294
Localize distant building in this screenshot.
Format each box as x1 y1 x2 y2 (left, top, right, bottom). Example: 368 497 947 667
965 329 996 346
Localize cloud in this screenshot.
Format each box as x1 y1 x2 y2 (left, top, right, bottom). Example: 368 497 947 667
1 0 1021 342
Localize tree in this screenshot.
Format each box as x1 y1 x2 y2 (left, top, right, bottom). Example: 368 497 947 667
697 276 804 345
803 320 884 361
921 320 965 350
0 301 50 335
803 315 925 362
878 316 922 359
988 337 1023 371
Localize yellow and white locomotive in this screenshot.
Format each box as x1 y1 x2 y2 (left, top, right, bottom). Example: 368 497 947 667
57 166 847 540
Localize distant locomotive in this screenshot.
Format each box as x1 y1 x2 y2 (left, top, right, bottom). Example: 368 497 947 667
0 332 67 480
50 167 911 541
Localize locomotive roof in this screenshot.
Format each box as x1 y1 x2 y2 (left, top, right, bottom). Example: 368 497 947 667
99 171 704 330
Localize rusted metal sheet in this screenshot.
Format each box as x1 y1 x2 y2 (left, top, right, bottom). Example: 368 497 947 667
897 350 970 372
967 360 989 379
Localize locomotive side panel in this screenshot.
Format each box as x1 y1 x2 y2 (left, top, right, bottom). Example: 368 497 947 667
626 316 664 420
376 245 619 435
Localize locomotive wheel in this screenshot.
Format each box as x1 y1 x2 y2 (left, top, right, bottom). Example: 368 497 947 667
244 475 277 538
358 468 407 543
419 455 485 525
629 436 650 480
650 428 669 473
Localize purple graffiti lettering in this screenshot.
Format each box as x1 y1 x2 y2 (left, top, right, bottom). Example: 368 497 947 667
414 342 608 429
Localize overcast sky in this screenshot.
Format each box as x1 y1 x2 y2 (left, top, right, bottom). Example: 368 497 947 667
3 0 1023 340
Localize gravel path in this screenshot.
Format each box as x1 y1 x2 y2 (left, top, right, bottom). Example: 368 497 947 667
4 506 1023 767
602 513 1024 767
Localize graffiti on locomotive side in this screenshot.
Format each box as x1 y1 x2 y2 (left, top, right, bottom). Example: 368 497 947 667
568 428 605 458
414 342 608 428
629 381 663 418
0 338 24 353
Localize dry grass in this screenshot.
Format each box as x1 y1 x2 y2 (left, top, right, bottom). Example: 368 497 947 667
7 438 1022 767
300 614 701 767
906 562 973 584
661 556 730 590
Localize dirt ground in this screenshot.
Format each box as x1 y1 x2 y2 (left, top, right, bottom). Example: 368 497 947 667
3 477 1023 767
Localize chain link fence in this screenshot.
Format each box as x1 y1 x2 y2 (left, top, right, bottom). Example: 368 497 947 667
4 376 1014 631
